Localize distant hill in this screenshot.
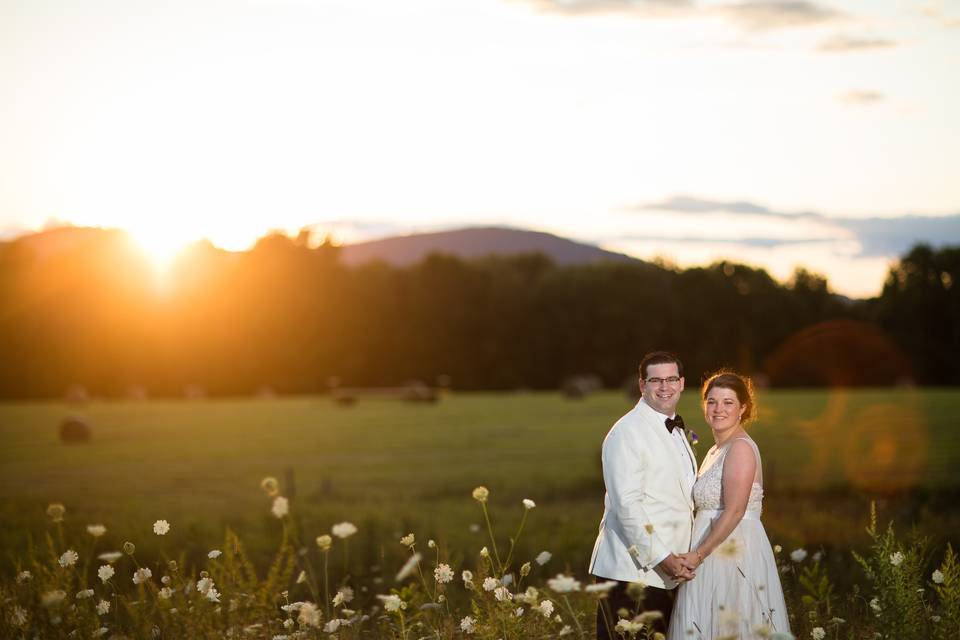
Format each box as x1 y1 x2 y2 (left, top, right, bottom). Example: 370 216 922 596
339 226 638 267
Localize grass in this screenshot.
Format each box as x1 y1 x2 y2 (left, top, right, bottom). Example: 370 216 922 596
1 388 958 576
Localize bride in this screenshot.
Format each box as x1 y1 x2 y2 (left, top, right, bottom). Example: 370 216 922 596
668 371 791 639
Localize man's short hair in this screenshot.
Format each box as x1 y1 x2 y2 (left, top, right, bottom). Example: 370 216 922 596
639 351 684 380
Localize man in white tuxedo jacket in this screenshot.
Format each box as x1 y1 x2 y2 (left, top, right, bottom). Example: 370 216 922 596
589 351 697 638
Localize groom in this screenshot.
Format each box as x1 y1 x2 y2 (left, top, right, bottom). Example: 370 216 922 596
588 351 697 637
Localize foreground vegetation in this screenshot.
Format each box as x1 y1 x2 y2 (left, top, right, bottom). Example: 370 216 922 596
2 486 958 639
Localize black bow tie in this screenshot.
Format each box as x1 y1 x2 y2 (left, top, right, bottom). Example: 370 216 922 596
665 415 685 433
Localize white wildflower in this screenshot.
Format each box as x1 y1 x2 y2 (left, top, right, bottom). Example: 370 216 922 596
472 486 489 502
537 600 555 617
638 611 663 624
535 551 552 566
434 563 454 584
523 498 536 509
87 524 107 537
46 503 66 522
519 586 539 604
482 577 498 591
615 619 644 635
59 549 79 567
812 550 824 562
811 627 826 640
16 570 32 583
98 565 115 583
428 539 436 548
208 549 222 559
377 594 406 612
585 580 618 594
324 619 341 633
774 545 782 553
331 522 358 538
197 577 215 595
316 534 332 551
480 546 489 558
76 589 95 599
41 590 67 607
133 567 153 585
790 548 808 562
96 600 110 615
462 570 474 586
559 625 574 636
10 605 28 627
298 602 321 627
460 616 476 634
933 569 945 584
153 520 170 535
400 533 415 547
260 476 280 496
98 551 122 563
296 570 307 584
494 586 513 601
890 551 904 566
159 587 174 599
515 606 524 617
395 552 422 582
547 573 582 593
870 597 881 613
271 496 289 518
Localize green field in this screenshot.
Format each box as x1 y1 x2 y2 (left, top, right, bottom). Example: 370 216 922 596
2 389 959 574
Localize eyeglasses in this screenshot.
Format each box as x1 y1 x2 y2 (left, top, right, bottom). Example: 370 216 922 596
645 376 681 385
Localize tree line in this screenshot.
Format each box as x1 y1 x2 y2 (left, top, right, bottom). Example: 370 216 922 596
0 229 957 398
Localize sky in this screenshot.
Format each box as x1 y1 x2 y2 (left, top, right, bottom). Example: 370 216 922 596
1 0 959 297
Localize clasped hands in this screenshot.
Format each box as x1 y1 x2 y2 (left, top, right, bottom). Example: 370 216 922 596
658 551 702 583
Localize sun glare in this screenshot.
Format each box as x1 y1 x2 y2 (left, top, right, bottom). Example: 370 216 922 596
125 225 197 291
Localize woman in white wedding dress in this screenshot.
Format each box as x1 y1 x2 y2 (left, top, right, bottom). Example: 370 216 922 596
668 371 791 639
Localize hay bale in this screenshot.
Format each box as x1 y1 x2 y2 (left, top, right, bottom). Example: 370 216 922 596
59 416 91 444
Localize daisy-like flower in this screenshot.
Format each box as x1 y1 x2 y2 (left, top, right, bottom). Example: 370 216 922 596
271 496 289 518
472 486 489 502
494 586 513 601
434 563 454 584
535 551 552 566
316 534 332 551
537 600 555 617
123 542 136 555
153 520 170 535
400 533 415 547
585 580 618 594
890 551 904 566
428 539 436 548
99 551 122 563
811 627 826 640
395 552 422 582
523 498 536 509
377 594 406 612
298 602 321 627
547 574 582 593
16 570 32 583
133 567 153 585
615 619 644 635
460 615 476 634
324 619 342 633
519 586 539 604
482 577 498 591
159 587 174 599
933 569 945 584
260 476 280 496
76 589 94 599
332 522 357 538
205 586 221 603
47 503 66 522
208 549 222 559
96 600 110 615
87 524 107 537
98 565 115 583
197 577 215 595
790 548 808 562
462 570 474 584
333 587 354 605
59 549 79 567
10 605 27 627
773 545 782 553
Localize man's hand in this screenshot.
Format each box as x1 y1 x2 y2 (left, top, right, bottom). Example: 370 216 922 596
657 553 695 582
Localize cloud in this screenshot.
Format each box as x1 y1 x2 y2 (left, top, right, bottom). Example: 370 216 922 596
817 34 898 52
632 195 960 257
837 90 885 105
519 0 692 17
714 1 845 32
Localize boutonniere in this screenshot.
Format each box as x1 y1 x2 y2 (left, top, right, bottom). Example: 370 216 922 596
687 429 700 446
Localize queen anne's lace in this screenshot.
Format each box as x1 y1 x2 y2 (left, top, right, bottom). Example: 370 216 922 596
692 438 764 514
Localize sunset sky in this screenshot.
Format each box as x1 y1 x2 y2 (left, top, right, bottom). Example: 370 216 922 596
2 0 958 297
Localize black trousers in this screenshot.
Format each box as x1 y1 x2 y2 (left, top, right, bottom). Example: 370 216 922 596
594 578 674 640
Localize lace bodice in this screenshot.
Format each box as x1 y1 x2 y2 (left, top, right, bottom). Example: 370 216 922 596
693 437 764 514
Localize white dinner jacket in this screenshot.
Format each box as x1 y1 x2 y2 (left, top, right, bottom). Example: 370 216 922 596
588 397 696 589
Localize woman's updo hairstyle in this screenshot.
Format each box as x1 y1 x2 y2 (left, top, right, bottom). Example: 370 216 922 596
701 370 758 425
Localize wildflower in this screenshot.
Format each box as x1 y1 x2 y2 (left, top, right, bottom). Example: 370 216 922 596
41 589 67 607
434 563 454 584
469 523 480 532
316 534 332 551
333 587 354 607
811 627 826 640
428 539 436 548
717 538 741 560
296 570 307 584
298 602 321 627
123 541 136 555
95 564 115 584
869 597 881 613
152 519 170 535
502 573 514 586
536 550 552 565
87 524 107 537
638 611 664 624
94 628 108 638
515 606 524 617
460 615 476 633
377 594 406 612
932 615 942 622
559 625 574 636
400 533 415 547
523 498 536 509
261 476 280 496
537 600 555 617
47 503 66 522
16 570 32 583
133 567 153 585
480 546 490 558
890 551 904 566
520 561 532 577
494 586 513 601
10 605 28 627
76 589 94 599
615 619 644 635
548 573 582 593
933 569 945 584
208 549 222 559
790 548 807 562
483 577 499 591
585 580 618 594
206 587 221 603
96 600 110 615
59 549 79 567
472 486 489 502
159 587 174 599
828 617 845 624
774 545 782 553
812 550 823 563
395 552 422 582
98 551 122 563
271 496 289 518
324 619 341 633
462 570 474 587
519 586 539 604
332 521 357 538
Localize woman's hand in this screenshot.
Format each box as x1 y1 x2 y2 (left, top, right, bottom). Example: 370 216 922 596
677 550 704 570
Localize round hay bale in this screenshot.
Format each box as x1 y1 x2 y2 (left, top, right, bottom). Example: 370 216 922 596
59 416 91 444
